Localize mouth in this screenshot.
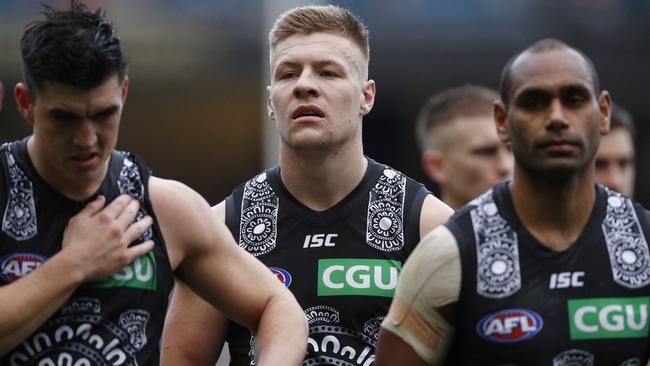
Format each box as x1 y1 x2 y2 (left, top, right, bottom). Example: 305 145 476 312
536 139 581 154
69 152 100 168
291 105 325 120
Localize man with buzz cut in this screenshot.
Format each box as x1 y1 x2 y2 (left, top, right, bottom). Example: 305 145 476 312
375 38 650 365
161 4 453 366
595 102 636 197
415 84 513 209
0 4 308 365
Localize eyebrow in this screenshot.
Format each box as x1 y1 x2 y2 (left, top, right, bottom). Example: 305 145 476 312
89 105 119 118
274 59 346 72
48 105 119 120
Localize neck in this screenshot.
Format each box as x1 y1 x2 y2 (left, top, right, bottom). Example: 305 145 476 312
279 142 367 211
441 191 464 211
27 137 108 201
509 165 596 251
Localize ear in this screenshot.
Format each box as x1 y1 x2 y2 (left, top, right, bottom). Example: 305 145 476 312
597 90 611 135
360 79 376 116
266 89 275 120
15 82 35 125
121 77 129 104
494 100 511 143
421 149 447 185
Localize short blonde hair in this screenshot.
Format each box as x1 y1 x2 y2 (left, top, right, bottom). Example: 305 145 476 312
416 84 498 152
269 5 369 62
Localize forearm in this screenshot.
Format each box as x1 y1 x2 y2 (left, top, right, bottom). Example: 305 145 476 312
0 252 83 353
254 294 308 366
161 281 228 366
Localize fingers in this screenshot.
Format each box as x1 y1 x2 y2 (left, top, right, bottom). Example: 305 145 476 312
101 194 138 220
126 240 155 261
124 215 153 243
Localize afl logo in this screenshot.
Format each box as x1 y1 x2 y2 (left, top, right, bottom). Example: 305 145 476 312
269 267 292 288
0 253 47 283
477 308 543 343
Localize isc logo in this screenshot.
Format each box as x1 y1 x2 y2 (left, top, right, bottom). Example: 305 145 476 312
303 234 337 248
549 271 585 289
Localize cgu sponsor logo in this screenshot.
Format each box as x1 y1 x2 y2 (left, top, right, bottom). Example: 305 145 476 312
318 258 401 297
303 233 337 248
569 296 649 340
477 309 543 343
92 252 157 290
269 267 292 287
0 253 47 283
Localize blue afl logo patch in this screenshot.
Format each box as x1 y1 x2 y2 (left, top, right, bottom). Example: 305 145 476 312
269 267 292 288
0 253 47 283
477 308 543 343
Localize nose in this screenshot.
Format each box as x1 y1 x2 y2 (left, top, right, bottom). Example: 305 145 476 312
73 120 97 149
293 70 320 99
546 99 569 132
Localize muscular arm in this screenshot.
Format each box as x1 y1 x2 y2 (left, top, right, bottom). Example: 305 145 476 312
0 195 153 353
151 179 307 366
161 201 230 366
419 194 454 238
375 226 461 366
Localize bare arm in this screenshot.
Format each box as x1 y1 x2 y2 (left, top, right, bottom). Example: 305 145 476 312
419 194 453 238
161 201 230 366
161 280 230 365
0 195 153 353
376 328 430 366
151 178 307 366
375 226 460 366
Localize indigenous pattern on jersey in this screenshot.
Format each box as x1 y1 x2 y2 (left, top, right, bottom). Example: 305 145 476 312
444 182 650 365
0 138 174 366
224 158 429 366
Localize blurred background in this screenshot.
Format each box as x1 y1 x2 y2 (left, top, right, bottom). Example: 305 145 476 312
1 0 648 207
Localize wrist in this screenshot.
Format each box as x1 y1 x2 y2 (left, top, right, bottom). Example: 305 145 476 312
53 248 88 285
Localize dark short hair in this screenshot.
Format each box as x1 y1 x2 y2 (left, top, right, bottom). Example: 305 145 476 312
499 39 600 106
21 2 127 97
610 102 636 139
415 84 498 152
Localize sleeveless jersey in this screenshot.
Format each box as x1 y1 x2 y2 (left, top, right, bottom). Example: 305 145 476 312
0 138 175 366
445 182 650 365
224 158 429 366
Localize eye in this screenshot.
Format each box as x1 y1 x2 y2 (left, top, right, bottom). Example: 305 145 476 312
281 71 296 79
320 70 338 78
516 92 550 111
564 94 586 107
94 110 115 122
473 147 499 157
50 110 79 123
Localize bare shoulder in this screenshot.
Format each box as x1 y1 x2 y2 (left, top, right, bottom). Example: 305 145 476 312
149 177 207 212
400 225 460 307
419 194 454 238
212 200 226 222
148 176 217 268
